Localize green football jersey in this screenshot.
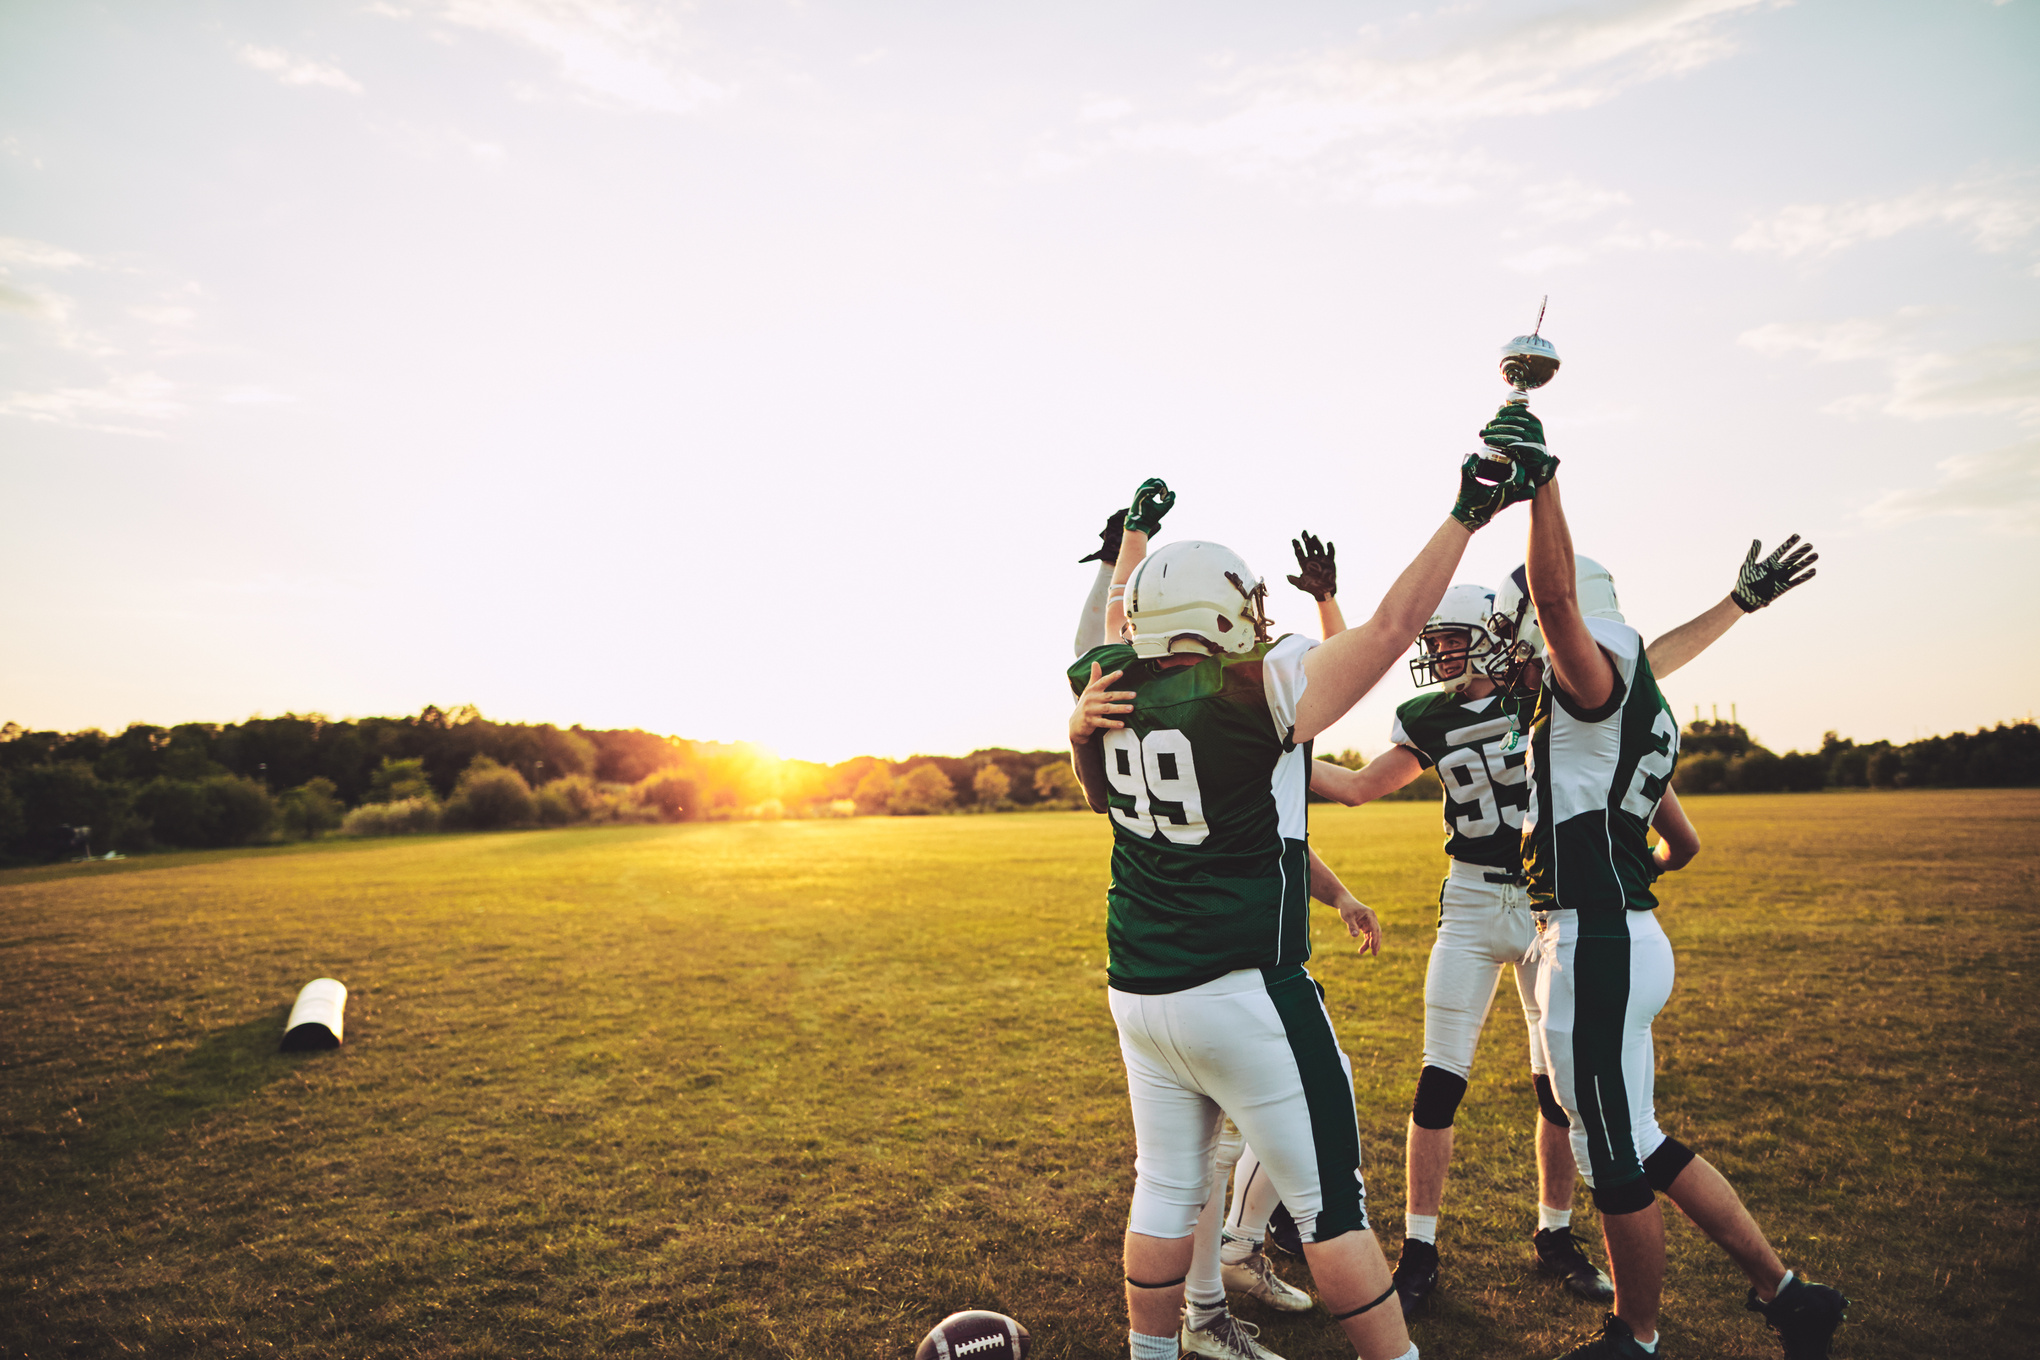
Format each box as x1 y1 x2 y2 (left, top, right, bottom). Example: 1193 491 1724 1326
1521 617 1680 911
1067 635 1317 995
1390 689 1534 870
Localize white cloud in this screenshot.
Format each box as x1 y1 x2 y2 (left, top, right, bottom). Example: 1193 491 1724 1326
423 0 727 113
1741 310 2040 424
1504 224 1701 273
1736 176 2040 257
1863 438 2040 535
238 44 365 95
0 372 183 436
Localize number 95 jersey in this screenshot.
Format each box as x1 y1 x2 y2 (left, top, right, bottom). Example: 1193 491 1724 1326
1068 634 1318 996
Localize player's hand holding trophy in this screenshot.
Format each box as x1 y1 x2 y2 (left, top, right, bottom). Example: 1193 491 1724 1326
1471 299 1561 493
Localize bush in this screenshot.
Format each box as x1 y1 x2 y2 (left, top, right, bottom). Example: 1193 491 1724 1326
636 771 699 822
1378 767 1444 803
9 763 135 859
852 765 894 815
341 797 441 837
441 758 535 830
277 778 344 840
1673 753 1728 795
132 774 275 848
1032 760 1084 809
889 764 955 816
971 763 1012 811
365 757 435 803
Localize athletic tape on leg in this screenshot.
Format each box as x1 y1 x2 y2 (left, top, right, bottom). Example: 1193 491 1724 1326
1331 1281 1399 1321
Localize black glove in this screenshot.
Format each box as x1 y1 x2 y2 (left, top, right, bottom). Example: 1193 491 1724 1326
1079 508 1128 564
1286 532 1337 600
1731 535 1818 612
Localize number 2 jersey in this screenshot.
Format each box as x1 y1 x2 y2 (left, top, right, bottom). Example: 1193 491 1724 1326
1389 689 1534 870
1520 616 1680 911
1067 634 1318 995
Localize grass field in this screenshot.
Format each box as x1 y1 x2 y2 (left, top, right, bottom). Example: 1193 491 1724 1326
3 790 2036 1359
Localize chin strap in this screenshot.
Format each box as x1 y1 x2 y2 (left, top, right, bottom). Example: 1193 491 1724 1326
1330 1282 1399 1321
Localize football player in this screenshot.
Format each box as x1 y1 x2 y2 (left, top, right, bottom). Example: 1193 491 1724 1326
1073 490 1377 1354
1308 532 1817 1319
1067 459 1528 1360
1480 405 1848 1360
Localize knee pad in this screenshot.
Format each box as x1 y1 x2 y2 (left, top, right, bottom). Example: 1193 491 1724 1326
1644 1136 1697 1193
1532 1074 1570 1129
1590 1175 1656 1216
1411 1065 1468 1130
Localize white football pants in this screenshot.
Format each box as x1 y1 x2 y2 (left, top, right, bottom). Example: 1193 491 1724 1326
1112 967 1367 1244
1423 861 1546 1079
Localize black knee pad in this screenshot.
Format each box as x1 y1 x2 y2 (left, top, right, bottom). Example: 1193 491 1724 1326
1533 1074 1570 1129
1644 1137 1697 1193
1591 1175 1656 1216
1411 1065 1469 1130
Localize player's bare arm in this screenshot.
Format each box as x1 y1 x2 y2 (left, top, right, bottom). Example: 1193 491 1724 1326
1310 747 1425 807
1104 477 1175 642
1647 535 1820 679
1491 404 1616 710
1288 531 1348 639
1293 454 1527 741
1650 788 1700 873
1068 662 1133 813
1309 846 1383 957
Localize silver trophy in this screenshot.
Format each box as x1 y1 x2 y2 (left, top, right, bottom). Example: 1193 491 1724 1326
1473 298 1560 482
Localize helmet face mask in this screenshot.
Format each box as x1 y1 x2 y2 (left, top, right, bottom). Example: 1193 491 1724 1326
1408 583 1497 692
1486 557 1621 693
1126 541 1273 659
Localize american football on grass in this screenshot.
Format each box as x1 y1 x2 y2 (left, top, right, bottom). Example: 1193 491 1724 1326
913 1309 1030 1360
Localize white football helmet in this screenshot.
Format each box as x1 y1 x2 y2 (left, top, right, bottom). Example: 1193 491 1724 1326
1409 583 1497 692
1125 540 1272 659
1488 556 1624 689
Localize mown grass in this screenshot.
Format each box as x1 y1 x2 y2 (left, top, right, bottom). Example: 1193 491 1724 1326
1 791 2034 1359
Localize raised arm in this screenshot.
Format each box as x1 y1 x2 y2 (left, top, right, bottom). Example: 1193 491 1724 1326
1647 535 1819 678
1073 509 1127 657
1310 747 1425 807
1650 787 1699 874
1104 478 1176 643
1287 531 1348 640
1308 845 1382 957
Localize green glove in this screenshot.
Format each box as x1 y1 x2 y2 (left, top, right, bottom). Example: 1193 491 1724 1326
1124 477 1176 537
1482 404 1558 497
1731 535 1818 611
1452 455 1510 530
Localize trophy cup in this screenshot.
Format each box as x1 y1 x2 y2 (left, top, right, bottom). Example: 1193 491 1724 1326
1473 298 1561 482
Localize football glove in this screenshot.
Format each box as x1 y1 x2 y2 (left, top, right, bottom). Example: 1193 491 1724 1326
1731 535 1818 612
1078 508 1128 564
1482 404 1559 496
1452 454 1512 530
1123 477 1177 537
1287 531 1337 600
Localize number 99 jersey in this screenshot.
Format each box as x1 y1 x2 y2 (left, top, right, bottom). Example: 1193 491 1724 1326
1068 635 1318 995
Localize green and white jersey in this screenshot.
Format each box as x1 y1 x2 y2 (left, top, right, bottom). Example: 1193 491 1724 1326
1067 634 1317 995
1521 617 1680 912
1390 690 1534 870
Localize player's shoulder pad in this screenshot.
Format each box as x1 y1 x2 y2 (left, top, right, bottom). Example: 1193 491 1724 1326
1069 642 1138 695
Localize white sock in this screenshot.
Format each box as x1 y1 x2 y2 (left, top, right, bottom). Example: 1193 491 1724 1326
1390 1345 1419 1360
1632 1332 1657 1353
1771 1269 1795 1298
1129 1329 1177 1360
1538 1204 1572 1232
1404 1213 1438 1245
1219 1229 1257 1266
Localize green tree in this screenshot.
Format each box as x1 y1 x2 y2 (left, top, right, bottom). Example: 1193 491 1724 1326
278 778 344 840
889 764 955 816
441 758 535 830
971 762 1012 811
1032 760 1083 809
366 758 435 804
852 765 895 815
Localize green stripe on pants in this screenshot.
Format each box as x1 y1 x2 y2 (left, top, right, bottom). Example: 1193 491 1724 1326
1262 964 1367 1240
1572 911 1646 1196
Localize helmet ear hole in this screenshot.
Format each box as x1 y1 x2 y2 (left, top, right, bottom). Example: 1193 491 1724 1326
1214 613 1233 633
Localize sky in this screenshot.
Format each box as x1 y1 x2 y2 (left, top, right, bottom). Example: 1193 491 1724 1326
1 0 2036 765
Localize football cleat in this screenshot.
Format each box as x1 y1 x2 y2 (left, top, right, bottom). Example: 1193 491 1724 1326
1551 1313 1655 1359
1390 1238 1440 1319
1535 1226 1614 1303
1746 1275 1849 1359
1264 1203 1303 1259
1221 1244 1314 1312
1181 1307 1285 1360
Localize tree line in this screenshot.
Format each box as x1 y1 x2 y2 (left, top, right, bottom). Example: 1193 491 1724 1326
0 707 2031 863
